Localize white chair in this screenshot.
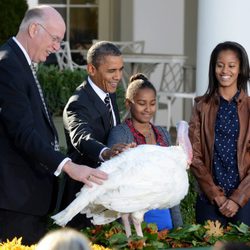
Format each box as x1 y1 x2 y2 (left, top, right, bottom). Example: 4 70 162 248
55 41 87 71
155 64 196 129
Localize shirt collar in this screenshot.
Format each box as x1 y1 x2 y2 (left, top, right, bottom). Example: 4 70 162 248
220 90 240 103
12 37 32 66
88 76 108 102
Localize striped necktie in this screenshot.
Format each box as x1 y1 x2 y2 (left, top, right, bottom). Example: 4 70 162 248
104 94 114 128
30 63 51 121
30 63 60 151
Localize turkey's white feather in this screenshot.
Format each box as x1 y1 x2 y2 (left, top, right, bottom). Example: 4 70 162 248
52 144 189 226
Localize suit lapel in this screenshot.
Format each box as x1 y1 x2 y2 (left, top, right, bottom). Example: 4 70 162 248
84 81 112 131
7 38 56 135
30 69 55 132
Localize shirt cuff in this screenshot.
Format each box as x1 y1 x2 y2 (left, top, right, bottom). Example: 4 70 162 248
54 157 72 176
99 147 109 161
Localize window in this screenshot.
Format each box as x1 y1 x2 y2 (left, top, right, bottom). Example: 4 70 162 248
39 0 98 50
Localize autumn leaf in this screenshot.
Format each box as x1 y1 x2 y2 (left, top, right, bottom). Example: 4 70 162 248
105 226 123 239
204 220 224 237
171 242 192 248
143 223 158 235
90 225 103 235
157 229 169 240
128 239 145 250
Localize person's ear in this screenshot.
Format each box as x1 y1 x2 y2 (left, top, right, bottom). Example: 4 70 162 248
87 64 96 76
28 23 38 38
125 99 131 110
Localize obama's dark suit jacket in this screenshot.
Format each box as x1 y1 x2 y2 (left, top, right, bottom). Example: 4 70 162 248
60 80 120 226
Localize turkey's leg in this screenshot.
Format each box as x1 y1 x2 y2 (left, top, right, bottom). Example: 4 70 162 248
121 213 131 237
131 216 143 237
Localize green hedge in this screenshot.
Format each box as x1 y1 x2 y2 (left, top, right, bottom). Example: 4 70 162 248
38 64 88 116
0 0 28 45
181 171 197 224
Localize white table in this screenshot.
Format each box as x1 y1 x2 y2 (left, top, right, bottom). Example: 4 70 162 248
122 53 187 86
123 53 186 64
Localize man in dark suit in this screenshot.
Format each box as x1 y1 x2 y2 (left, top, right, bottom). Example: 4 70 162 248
61 41 132 229
0 5 108 245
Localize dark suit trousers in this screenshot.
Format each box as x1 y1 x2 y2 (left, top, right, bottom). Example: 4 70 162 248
0 209 47 245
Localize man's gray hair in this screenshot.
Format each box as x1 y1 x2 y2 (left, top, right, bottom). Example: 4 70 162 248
19 6 47 31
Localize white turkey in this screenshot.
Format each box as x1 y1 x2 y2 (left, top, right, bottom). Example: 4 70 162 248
52 120 192 237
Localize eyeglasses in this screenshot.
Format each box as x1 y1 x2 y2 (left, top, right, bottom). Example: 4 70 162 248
36 23 63 45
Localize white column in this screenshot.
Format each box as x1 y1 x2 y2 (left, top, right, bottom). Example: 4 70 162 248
196 0 250 95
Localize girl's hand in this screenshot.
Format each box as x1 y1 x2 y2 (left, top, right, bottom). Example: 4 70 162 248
219 199 239 217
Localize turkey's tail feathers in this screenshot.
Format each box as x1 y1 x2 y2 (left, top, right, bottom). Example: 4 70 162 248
51 185 98 226
51 189 90 226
